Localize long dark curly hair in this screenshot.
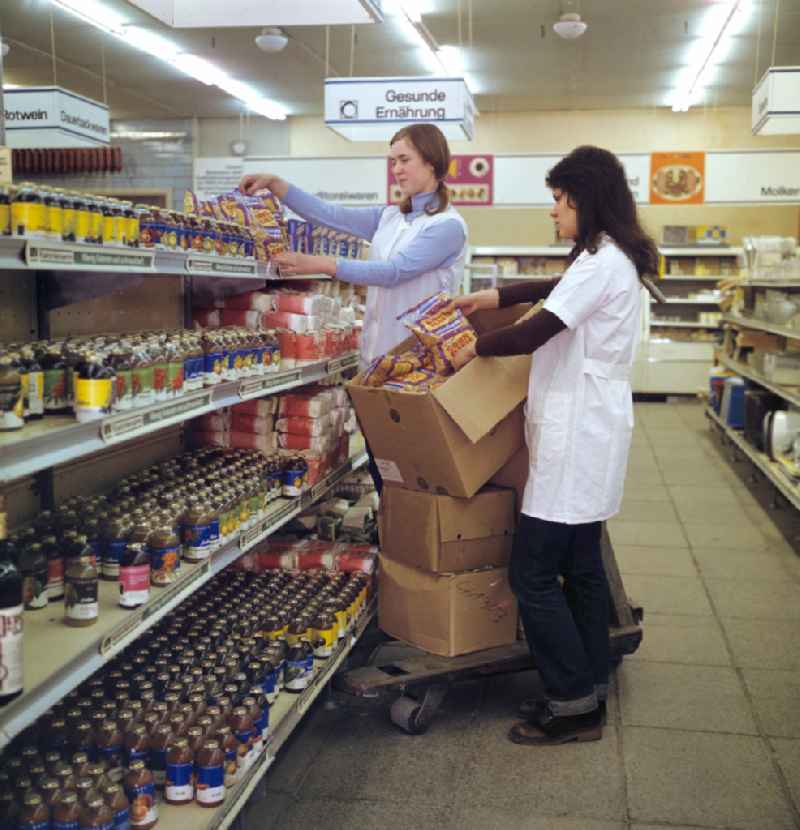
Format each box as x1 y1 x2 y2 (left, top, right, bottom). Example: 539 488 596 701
546 145 659 278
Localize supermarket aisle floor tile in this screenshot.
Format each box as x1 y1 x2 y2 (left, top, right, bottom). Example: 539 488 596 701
623 727 797 829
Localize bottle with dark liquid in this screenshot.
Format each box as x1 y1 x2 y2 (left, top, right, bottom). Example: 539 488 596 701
0 538 22 706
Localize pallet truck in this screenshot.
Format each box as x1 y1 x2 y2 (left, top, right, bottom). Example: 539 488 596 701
336 525 643 734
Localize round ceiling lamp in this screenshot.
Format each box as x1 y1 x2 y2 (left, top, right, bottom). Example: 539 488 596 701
255 27 289 53
553 12 588 40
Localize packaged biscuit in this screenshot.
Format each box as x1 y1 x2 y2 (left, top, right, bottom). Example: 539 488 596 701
397 292 477 375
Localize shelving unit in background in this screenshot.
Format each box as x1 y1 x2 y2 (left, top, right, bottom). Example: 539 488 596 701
465 244 741 394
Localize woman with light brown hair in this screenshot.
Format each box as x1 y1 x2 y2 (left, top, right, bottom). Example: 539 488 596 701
241 123 467 492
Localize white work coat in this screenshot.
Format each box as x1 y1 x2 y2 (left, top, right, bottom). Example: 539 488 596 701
522 236 641 524
361 206 467 367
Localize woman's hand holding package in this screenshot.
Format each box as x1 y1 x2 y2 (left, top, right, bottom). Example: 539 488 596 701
449 288 500 317
239 173 290 200
273 250 337 278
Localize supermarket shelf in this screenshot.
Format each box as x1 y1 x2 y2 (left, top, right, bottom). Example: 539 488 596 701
738 279 800 289
662 277 727 282
0 237 337 282
717 354 800 409
650 321 721 329
706 406 800 512
158 597 376 830
471 246 572 257
0 353 360 485
0 449 369 748
660 246 742 256
651 298 720 305
721 313 800 341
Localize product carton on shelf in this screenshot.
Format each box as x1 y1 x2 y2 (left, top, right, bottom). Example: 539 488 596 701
347 307 531 499
379 486 516 573
377 555 518 657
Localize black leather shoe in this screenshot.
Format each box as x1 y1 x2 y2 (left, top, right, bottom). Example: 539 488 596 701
520 698 607 724
509 707 603 745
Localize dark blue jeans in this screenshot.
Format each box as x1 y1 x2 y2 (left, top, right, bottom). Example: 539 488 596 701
509 515 609 717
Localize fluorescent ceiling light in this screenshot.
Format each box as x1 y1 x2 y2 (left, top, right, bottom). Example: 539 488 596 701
671 0 752 112
3 84 21 90
110 130 188 139
50 0 287 119
389 2 475 91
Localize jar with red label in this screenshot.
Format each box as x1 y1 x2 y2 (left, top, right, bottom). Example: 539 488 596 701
118 543 150 609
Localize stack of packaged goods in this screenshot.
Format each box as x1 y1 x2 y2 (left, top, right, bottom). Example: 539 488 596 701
183 187 288 264
347 294 537 657
0 566 372 828
194 286 360 367
189 386 357 492
239 537 377 576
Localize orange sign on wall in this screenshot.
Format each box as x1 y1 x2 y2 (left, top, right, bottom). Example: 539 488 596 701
650 152 705 204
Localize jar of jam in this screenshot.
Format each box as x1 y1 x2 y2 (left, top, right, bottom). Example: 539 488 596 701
71 751 92 780
147 519 180 587
100 783 129 830
146 724 172 791
123 761 156 830
78 796 112 830
64 549 98 627
213 726 238 789
228 706 254 774
312 609 336 660
19 791 50 830
123 724 149 769
74 777 100 807
55 764 78 794
118 543 150 609
53 791 80 830
95 720 124 784
194 739 224 808
164 737 193 806
38 777 61 812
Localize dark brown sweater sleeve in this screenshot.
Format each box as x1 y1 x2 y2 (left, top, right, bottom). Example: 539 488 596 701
475 308 566 357
497 278 561 307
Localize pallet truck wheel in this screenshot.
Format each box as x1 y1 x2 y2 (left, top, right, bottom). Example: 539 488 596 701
390 695 427 734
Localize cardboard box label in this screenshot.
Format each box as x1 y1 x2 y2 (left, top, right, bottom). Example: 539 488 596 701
375 458 404 483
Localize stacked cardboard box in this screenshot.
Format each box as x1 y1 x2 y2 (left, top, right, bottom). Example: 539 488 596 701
347 307 533 657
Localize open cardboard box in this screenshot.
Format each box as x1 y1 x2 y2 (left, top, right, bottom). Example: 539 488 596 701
379 485 516 573
378 555 518 657
347 306 532 498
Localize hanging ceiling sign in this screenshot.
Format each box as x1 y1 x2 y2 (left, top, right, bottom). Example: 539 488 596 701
388 154 494 205
649 152 705 205
752 66 800 136
128 0 383 26
324 76 476 142
3 87 109 149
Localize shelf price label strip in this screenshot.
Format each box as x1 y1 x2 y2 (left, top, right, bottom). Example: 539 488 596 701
25 241 156 272
185 257 260 277
100 392 215 443
0 451 368 749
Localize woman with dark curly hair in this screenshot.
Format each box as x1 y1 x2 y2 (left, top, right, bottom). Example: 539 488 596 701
452 145 658 746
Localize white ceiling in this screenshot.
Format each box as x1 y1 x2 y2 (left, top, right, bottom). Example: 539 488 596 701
1 0 798 121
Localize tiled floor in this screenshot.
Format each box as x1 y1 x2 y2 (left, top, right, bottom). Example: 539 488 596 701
244 402 800 830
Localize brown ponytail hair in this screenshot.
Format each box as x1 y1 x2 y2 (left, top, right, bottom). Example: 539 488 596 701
390 123 452 216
